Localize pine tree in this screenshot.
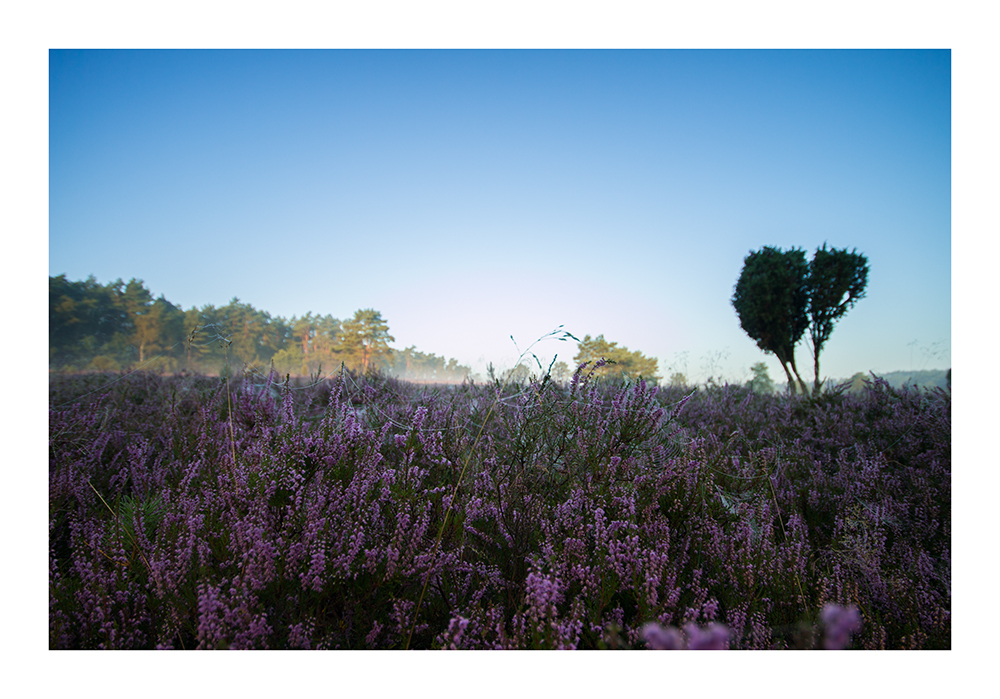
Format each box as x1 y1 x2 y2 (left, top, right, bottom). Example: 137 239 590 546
337 309 395 373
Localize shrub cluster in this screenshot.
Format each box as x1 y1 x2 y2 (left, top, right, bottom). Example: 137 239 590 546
49 365 950 649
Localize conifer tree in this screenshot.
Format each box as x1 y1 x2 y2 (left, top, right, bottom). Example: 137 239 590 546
731 247 810 394
572 334 660 383
732 244 869 395
806 244 869 394
338 309 395 372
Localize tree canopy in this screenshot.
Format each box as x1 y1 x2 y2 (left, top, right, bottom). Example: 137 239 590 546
805 244 869 394
731 247 810 393
668 372 689 387
337 309 395 373
49 275 470 382
747 361 776 394
390 346 473 383
732 244 869 395
572 334 660 383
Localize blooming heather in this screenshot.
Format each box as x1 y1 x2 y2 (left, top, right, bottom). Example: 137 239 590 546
821 603 862 650
684 622 731 650
641 622 685 650
49 369 949 649
640 621 730 650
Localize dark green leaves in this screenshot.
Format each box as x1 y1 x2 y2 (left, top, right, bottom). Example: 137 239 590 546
732 244 869 395
731 246 810 390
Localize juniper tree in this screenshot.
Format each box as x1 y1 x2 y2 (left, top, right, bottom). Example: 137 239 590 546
732 244 869 396
805 244 869 394
731 247 810 394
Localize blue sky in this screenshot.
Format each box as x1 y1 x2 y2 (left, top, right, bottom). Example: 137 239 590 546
49 49 951 383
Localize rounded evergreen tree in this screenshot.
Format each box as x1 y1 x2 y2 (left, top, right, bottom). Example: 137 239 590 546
805 244 869 394
731 246 810 394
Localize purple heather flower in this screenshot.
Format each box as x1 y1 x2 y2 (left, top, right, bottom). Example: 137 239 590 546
365 621 384 647
684 622 731 650
821 603 862 650
641 622 685 650
524 571 563 618
442 616 470 649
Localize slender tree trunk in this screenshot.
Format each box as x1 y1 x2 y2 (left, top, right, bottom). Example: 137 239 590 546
788 352 810 395
813 346 822 395
777 359 796 393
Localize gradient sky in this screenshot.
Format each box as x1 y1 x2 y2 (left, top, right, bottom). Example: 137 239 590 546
49 49 951 383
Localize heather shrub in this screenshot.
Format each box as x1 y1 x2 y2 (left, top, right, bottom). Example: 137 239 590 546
49 364 949 649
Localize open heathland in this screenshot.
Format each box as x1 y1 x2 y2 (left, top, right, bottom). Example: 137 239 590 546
48 365 950 649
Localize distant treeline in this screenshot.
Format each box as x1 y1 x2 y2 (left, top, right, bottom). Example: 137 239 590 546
49 275 473 382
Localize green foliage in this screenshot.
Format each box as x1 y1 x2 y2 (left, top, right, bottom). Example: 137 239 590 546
550 361 571 383
87 355 120 372
52 275 479 387
732 244 869 396
505 363 533 383
270 345 306 376
668 372 688 387
337 308 395 373
50 275 125 365
731 247 810 394
806 244 869 394
747 362 775 394
180 300 289 374
391 346 473 383
217 298 265 365
848 372 868 394
49 275 187 370
277 312 339 376
572 334 660 383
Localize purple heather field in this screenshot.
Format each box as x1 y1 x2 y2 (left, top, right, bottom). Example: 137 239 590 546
48 363 949 649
